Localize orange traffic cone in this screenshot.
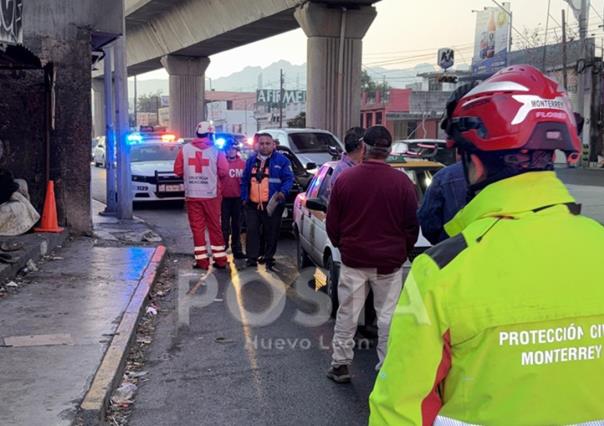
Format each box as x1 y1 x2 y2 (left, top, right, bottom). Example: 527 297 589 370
35 180 64 233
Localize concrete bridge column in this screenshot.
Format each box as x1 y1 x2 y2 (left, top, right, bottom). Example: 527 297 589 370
295 3 376 139
92 77 105 138
160 55 210 138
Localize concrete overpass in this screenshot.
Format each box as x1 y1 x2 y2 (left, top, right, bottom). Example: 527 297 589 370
94 0 381 139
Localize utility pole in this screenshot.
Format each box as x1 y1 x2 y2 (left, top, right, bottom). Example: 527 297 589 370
133 75 137 129
542 0 551 71
562 9 568 91
279 68 284 128
577 0 589 166
156 94 160 126
113 35 133 219
102 46 117 215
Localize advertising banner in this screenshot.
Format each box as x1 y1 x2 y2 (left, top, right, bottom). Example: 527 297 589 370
472 4 511 75
256 89 306 106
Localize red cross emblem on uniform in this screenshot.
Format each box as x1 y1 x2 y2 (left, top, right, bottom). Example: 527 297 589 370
188 151 210 173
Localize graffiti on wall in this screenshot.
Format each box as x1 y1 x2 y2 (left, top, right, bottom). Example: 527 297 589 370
0 0 23 45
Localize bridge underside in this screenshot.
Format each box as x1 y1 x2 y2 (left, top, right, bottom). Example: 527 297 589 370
127 8 299 76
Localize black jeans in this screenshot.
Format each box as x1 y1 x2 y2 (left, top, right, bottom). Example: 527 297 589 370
221 197 243 253
245 202 284 262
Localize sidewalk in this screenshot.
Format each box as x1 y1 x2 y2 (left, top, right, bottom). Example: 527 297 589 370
0 204 166 426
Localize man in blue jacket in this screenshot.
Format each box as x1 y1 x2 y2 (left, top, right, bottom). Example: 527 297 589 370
417 160 468 245
241 133 294 270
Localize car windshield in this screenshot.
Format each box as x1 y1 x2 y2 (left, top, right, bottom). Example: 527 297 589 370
397 167 438 203
130 144 180 162
288 132 340 154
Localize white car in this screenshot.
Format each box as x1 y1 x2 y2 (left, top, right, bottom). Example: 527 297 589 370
292 158 443 312
129 135 184 202
391 139 456 166
92 137 106 167
260 128 344 172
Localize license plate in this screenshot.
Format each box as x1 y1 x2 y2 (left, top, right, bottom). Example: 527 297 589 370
164 184 183 192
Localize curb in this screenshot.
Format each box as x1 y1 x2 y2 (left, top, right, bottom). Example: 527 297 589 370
79 245 167 425
0 232 69 283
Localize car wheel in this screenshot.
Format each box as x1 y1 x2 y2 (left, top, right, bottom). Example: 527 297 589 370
296 234 311 269
326 256 340 318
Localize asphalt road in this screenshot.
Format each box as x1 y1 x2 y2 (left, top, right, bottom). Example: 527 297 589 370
90 164 604 425
91 165 378 425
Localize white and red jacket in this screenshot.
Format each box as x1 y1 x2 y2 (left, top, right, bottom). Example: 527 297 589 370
174 138 228 199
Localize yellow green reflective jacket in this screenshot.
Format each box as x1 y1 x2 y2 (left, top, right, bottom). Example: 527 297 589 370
369 171 604 426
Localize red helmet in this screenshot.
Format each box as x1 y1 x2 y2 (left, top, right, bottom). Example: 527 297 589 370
447 65 581 163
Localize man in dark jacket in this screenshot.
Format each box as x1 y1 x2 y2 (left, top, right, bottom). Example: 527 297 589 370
417 160 468 245
325 125 419 383
241 133 294 270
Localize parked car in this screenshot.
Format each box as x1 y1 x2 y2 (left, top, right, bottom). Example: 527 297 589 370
130 131 249 203
130 140 184 202
92 137 106 167
391 139 456 166
260 128 344 172
293 158 443 315
275 145 314 231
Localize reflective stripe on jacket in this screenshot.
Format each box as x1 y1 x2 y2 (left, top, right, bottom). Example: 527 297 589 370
370 171 604 426
249 159 270 203
241 151 294 203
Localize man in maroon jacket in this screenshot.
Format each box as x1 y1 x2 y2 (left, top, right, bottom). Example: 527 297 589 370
325 125 419 383
221 140 246 259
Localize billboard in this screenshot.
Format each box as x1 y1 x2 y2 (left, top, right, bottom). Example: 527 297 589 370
472 4 511 75
256 89 306 106
0 0 23 45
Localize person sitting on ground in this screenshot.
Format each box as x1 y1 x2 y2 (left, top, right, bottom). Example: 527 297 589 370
0 169 40 237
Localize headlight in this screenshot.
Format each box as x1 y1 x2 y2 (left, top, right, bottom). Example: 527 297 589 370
132 175 143 182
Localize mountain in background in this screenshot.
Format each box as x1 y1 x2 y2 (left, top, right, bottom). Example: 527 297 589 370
128 60 470 96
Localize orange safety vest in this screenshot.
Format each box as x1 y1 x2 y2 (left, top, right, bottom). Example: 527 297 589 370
250 158 270 204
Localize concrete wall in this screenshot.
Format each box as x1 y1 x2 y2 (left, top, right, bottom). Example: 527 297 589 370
0 0 123 233
0 70 46 210
410 91 451 115
24 0 123 37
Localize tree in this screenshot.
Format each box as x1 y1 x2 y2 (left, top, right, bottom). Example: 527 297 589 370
361 70 390 99
137 92 163 113
287 112 306 128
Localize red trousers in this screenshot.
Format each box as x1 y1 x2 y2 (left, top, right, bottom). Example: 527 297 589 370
186 198 227 268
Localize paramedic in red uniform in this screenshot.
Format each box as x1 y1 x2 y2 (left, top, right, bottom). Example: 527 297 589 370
174 121 229 270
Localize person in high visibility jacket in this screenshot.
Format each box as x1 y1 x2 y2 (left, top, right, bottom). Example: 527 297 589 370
240 132 294 270
369 65 604 426
174 121 229 270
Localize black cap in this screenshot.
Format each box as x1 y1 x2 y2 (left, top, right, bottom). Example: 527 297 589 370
363 125 392 148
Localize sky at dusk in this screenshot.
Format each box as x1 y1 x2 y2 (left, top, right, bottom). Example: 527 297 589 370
137 0 604 81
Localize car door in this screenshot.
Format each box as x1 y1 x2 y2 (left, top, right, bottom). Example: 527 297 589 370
299 165 328 257
308 165 334 263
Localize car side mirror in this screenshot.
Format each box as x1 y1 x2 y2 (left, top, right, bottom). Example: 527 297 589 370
306 162 317 170
305 198 327 213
